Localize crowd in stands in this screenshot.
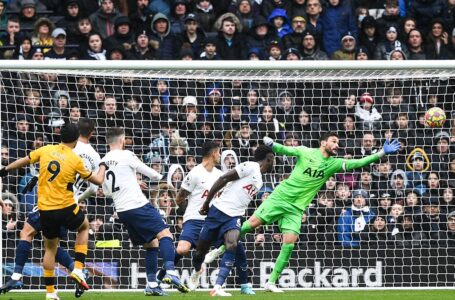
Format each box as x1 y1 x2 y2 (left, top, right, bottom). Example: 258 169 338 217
1 0 455 256
0 0 455 60
1 68 455 252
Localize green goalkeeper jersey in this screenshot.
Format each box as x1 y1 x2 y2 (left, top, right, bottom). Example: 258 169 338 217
270 143 382 211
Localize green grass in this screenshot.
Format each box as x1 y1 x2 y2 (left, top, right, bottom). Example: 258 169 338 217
3 290 455 300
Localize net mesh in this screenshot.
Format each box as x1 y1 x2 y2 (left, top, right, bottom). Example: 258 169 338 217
1 67 455 290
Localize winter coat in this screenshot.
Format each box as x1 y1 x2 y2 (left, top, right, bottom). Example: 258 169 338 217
268 8 293 39
150 13 178 60
89 8 121 39
337 206 376 248
319 0 357 56
410 0 447 34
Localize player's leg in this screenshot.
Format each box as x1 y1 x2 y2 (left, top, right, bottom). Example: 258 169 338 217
236 242 255 295
266 204 303 293
210 229 240 297
0 222 37 293
64 205 90 290
43 237 60 299
143 239 167 296
156 228 189 293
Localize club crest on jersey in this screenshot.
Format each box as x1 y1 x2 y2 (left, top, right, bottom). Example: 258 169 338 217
303 167 324 179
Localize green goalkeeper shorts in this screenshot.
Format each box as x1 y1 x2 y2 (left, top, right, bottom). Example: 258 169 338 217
253 196 303 235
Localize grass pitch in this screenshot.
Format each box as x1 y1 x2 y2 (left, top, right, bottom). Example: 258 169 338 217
4 290 455 300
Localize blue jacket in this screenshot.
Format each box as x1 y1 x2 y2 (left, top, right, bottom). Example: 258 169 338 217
150 13 177 60
337 208 375 248
319 0 357 56
268 9 293 39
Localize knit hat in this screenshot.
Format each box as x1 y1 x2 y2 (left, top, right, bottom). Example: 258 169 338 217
353 189 368 199
341 31 356 42
21 0 36 9
359 92 374 104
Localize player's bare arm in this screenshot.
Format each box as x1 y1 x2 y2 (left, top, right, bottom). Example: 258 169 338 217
176 188 191 207
0 156 31 174
87 163 108 185
199 169 240 215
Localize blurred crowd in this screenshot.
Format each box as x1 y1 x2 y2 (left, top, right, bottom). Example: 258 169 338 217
0 0 455 60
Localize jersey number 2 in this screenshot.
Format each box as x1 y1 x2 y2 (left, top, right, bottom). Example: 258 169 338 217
106 170 120 192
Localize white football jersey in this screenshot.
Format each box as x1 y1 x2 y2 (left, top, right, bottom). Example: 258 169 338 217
212 161 263 217
101 149 163 212
180 164 223 223
73 141 101 199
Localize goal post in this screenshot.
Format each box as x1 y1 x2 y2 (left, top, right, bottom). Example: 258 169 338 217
1 60 455 291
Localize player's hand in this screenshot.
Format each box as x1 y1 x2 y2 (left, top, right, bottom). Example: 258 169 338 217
99 162 109 170
263 136 274 148
383 139 401 154
199 202 209 215
0 167 8 177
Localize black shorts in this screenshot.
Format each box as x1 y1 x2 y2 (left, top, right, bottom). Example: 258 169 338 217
39 204 85 239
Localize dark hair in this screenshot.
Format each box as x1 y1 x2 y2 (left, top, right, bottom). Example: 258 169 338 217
106 127 125 144
60 123 79 143
254 145 273 161
319 131 339 143
201 141 219 158
77 118 95 138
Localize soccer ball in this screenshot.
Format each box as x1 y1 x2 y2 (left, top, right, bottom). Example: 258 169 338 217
424 107 446 128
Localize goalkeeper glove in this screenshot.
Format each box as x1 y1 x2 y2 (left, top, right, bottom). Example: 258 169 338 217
22 176 38 194
0 167 8 177
263 136 274 148
383 139 401 155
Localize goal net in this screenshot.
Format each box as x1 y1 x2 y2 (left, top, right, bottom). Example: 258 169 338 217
1 61 455 290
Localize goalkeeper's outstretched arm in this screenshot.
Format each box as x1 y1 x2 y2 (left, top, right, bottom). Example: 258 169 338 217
263 136 302 157
342 139 401 172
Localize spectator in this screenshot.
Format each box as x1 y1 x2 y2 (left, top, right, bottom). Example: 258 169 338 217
231 121 257 161
1 193 18 238
420 196 447 240
14 36 33 60
96 95 124 129
104 16 135 53
129 0 153 35
337 114 358 150
177 13 205 58
337 189 375 248
80 32 107 60
213 13 245 59
410 0 446 35
399 17 417 42
17 0 39 32
281 47 301 60
193 0 216 34
431 131 451 179
393 214 429 248
335 182 352 209
376 0 403 38
0 146 19 194
129 30 157 60
376 192 393 216
169 0 189 35
246 16 277 60
358 16 380 59
166 163 185 190
308 191 337 242
426 171 441 198
89 0 121 39
404 189 422 215
439 211 455 247
355 92 382 131
300 30 328 60
0 0 6 32
425 19 450 59
359 215 389 247
67 17 93 47
331 31 357 60
355 131 379 158
106 42 128 60
258 104 283 141
220 149 239 173
294 108 320 148
268 8 292 39
55 0 82 37
260 0 286 20
233 0 257 34
150 13 178 59
305 0 323 35
199 35 220 60
32 17 54 53
276 90 298 130
282 14 307 50
44 28 68 60
320 0 357 57
374 26 407 60
406 151 428 196
389 168 408 200
407 29 427 60
0 17 23 54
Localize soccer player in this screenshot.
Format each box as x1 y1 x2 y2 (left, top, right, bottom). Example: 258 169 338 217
156 141 223 286
0 123 107 300
241 132 399 292
100 127 189 295
193 145 275 296
0 118 99 297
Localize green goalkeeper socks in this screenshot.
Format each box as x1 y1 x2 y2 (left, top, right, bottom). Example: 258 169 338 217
269 243 295 283
240 221 253 240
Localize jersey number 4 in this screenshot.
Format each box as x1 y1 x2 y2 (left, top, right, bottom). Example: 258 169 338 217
106 170 120 192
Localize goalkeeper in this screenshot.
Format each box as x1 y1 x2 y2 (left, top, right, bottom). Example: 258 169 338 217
209 132 401 293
